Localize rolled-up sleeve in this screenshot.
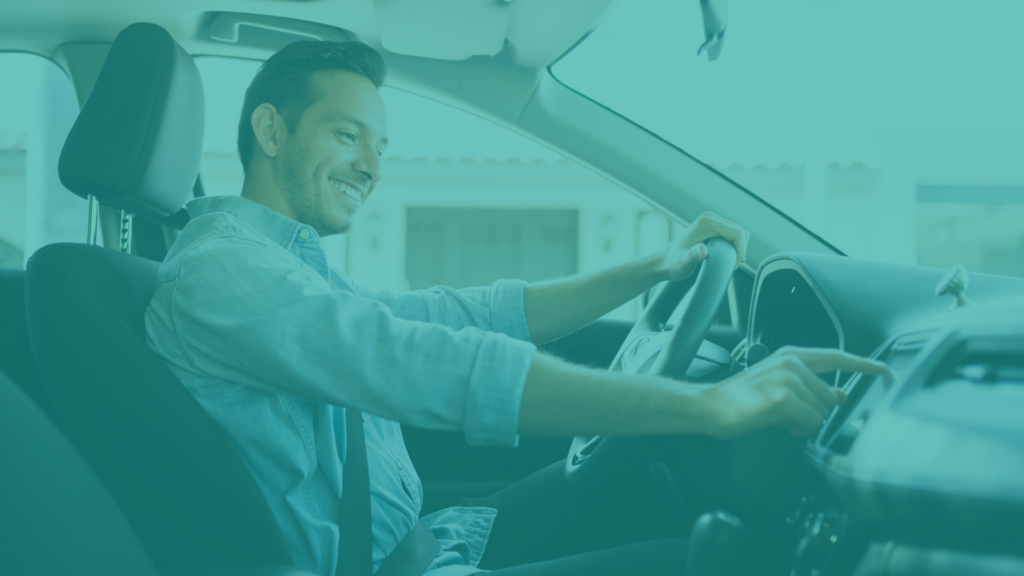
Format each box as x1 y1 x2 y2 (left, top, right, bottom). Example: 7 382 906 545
166 237 535 447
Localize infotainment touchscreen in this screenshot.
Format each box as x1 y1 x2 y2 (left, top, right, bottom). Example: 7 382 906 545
822 336 928 453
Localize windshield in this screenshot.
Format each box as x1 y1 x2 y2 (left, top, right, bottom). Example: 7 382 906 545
553 0 1024 277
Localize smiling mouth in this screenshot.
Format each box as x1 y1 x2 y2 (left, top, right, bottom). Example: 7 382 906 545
329 178 365 203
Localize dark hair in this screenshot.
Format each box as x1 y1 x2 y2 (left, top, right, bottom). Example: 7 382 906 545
237 41 387 173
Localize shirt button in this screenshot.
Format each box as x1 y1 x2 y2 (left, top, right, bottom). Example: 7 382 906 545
397 462 404 470
299 229 310 239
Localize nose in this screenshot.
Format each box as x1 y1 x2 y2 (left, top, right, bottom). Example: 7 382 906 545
352 140 382 184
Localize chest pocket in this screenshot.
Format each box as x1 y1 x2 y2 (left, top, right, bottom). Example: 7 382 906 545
364 420 423 511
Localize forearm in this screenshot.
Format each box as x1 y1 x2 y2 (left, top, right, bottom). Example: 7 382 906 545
523 252 666 344
517 352 711 437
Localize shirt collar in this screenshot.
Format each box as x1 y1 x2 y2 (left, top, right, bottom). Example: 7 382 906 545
186 195 319 250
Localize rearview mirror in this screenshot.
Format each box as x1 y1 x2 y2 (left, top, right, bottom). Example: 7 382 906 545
697 0 729 61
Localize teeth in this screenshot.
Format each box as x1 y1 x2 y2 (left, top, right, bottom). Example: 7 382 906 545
330 179 363 201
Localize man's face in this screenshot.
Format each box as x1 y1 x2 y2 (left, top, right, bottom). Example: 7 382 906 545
277 69 388 236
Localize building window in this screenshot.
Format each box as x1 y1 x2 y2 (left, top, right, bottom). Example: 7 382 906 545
916 185 1024 278
405 208 578 289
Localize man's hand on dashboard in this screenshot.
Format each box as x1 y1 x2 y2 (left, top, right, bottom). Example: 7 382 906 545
659 212 750 280
698 346 888 439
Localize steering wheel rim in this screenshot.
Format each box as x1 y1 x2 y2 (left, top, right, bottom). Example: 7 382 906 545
564 236 738 486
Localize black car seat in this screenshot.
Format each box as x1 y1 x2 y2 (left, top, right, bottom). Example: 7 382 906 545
24 23 291 571
0 369 319 576
0 267 50 415
0 368 165 576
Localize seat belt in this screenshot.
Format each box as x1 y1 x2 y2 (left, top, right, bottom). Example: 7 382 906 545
339 409 440 576
339 409 372 576
376 521 440 576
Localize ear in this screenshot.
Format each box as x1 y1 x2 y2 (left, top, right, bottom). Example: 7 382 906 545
251 103 287 159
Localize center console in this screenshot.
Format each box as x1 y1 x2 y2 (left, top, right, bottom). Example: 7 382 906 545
782 311 1024 576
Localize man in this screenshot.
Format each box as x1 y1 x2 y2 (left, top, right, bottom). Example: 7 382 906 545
145 41 886 576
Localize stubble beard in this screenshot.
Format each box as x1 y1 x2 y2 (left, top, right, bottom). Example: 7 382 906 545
280 141 348 236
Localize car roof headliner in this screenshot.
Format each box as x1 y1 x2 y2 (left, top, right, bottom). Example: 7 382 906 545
0 0 614 70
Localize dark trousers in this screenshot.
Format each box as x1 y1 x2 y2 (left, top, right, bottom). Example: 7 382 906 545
460 459 690 575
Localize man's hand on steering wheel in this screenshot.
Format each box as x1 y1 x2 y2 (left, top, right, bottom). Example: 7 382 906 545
658 212 750 281
698 346 888 440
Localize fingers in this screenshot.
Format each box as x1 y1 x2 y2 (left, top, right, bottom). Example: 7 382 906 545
665 243 709 281
785 373 834 417
834 387 848 403
688 212 750 268
768 368 834 433
779 355 843 409
682 243 708 263
758 353 847 437
709 346 879 440
692 243 708 260
775 389 827 438
777 346 887 376
758 347 886 437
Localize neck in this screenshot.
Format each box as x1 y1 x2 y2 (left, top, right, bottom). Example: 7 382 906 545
240 160 297 221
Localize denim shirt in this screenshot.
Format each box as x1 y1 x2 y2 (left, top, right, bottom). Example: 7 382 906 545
145 196 537 576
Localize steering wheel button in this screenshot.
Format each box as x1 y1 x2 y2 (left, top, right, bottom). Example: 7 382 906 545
627 337 649 362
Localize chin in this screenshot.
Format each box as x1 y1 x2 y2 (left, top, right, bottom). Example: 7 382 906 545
321 216 352 237
304 203 353 236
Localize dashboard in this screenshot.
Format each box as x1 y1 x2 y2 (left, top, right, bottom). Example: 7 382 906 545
743 253 1024 576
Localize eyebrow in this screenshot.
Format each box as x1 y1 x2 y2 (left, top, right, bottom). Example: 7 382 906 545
327 114 389 147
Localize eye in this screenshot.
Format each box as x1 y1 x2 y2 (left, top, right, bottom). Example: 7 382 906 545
335 131 356 142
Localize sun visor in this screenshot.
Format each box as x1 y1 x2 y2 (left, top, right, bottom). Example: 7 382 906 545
373 0 516 61
58 22 204 220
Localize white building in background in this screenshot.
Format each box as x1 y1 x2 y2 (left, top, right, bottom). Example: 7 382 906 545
706 128 1024 278
0 54 86 269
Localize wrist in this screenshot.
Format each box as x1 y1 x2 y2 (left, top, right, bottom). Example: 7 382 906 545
638 249 672 284
676 382 719 435
639 376 716 436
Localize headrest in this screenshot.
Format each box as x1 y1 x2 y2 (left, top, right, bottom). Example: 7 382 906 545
59 23 204 220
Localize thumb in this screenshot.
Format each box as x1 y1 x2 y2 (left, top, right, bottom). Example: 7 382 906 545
668 243 708 280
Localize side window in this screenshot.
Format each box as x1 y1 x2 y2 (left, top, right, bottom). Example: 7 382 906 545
0 54 83 268
196 57 679 321
195 57 260 199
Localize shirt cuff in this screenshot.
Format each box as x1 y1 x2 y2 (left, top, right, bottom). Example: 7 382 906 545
462 331 535 448
488 279 532 343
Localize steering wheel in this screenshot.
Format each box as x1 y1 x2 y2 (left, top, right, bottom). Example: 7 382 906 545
564 236 737 486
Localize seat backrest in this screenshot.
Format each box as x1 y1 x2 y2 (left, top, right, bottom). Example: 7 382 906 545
25 21 290 570
0 369 158 576
0 268 51 416
25 243 292 569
